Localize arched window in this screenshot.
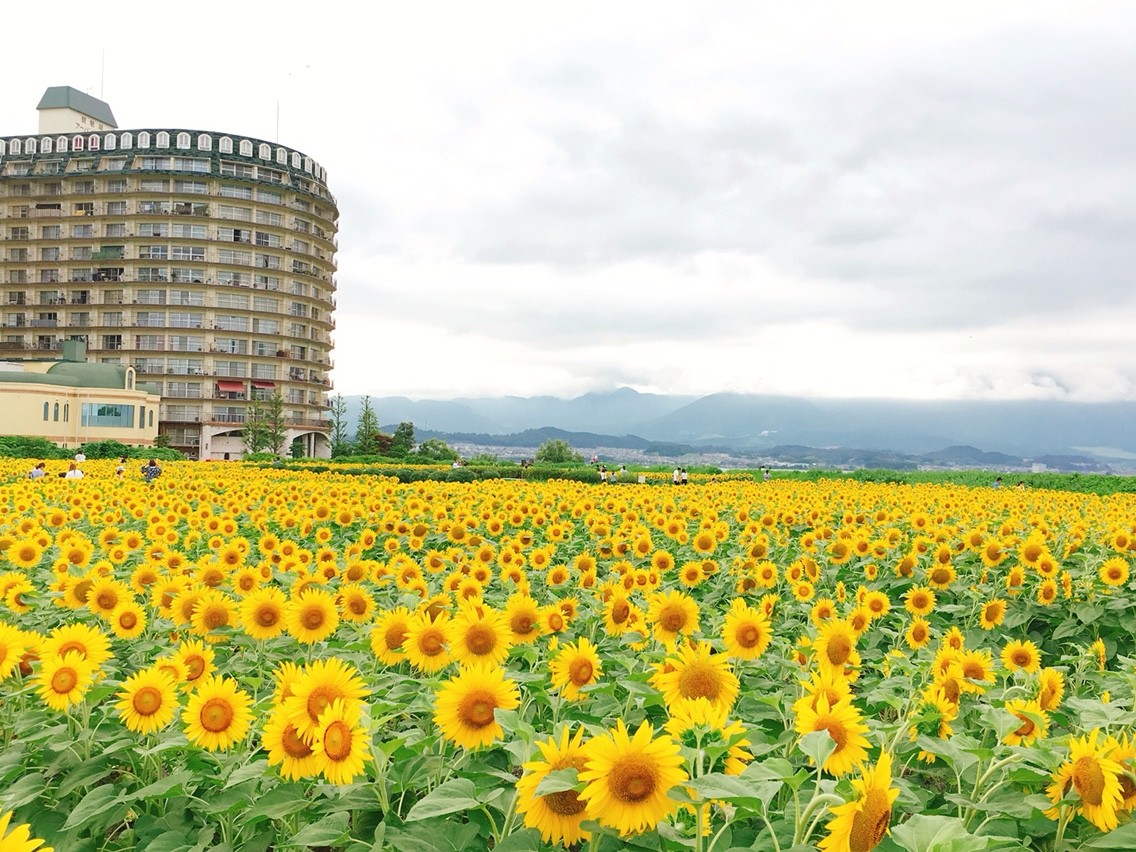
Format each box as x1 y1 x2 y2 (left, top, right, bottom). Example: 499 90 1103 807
104 133 117 150
56 136 68 152
156 131 171 148
276 147 287 164
43 402 49 421
64 403 69 422
88 134 100 151
197 133 213 151
41 137 54 154
0 140 7 156
120 132 133 149
25 138 37 154
176 132 191 149
219 136 233 154
53 402 60 422
126 367 135 390
239 139 253 157
137 131 151 148
72 135 85 151
139 406 146 428
148 410 154 427
9 139 20 155
258 143 272 160
291 152 302 169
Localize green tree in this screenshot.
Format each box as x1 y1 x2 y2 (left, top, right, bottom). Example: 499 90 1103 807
263 391 287 456
243 398 268 454
355 396 382 456
391 422 416 458
534 438 584 464
329 394 352 457
415 438 459 462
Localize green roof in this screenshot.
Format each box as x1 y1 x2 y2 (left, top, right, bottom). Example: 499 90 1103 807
44 361 127 389
36 86 117 128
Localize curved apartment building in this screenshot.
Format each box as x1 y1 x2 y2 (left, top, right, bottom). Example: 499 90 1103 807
0 88 337 459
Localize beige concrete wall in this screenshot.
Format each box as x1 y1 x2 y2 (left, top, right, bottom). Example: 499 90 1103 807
0 381 161 448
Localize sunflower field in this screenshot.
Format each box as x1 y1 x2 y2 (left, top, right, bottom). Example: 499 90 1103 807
1 460 1136 852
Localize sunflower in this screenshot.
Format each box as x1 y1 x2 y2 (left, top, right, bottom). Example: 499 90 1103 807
578 719 687 837
516 727 592 847
792 668 854 719
646 590 700 646
903 586 936 617
549 637 603 702
109 601 147 639
1002 698 1048 747
818 751 898 852
403 609 455 672
978 598 1006 630
1046 729 1125 831
176 639 215 690
861 591 890 620
904 617 932 650
184 674 253 751
369 606 414 665
190 589 238 640
6 539 43 570
115 666 179 734
814 619 861 677
0 623 28 682
1037 667 1065 712
794 694 871 776
337 583 375 624
0 809 53 852
310 698 372 784
926 563 956 590
651 641 739 714
603 595 640 636
503 592 543 645
1001 639 1041 674
433 662 520 750
42 623 113 671
36 650 95 711
1099 557 1130 588
664 697 753 776
955 650 997 693
239 587 288 640
286 587 341 644
450 603 513 668
262 704 322 780
721 598 772 660
283 657 370 740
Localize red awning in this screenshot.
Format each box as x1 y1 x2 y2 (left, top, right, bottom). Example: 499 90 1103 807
216 380 245 393
251 381 275 389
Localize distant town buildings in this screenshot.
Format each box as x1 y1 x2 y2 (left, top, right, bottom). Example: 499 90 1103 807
0 87 337 458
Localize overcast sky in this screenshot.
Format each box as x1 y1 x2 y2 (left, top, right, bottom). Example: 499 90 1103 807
4 1 1136 402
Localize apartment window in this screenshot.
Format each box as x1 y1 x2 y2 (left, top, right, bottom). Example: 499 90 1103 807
219 227 251 243
138 201 170 215
139 246 168 260
73 177 96 190
289 281 308 296
255 231 281 248
253 296 279 312
252 318 279 334
256 210 282 226
73 201 95 215
71 248 94 261
254 275 280 291
102 311 123 327
139 223 169 238
8 249 28 262
102 290 124 305
218 204 251 221
171 246 205 262
170 268 204 284
213 360 247 378
166 381 202 398
214 337 248 355
255 253 281 270
102 334 122 349
169 290 204 306
174 179 208 194
217 249 250 266
165 404 201 421
218 185 252 200
289 302 309 318
134 289 166 305
172 223 206 239
105 176 127 190
216 271 249 287
105 224 127 239
8 227 29 240
41 225 61 239
106 201 128 215
169 335 204 353
71 224 94 238
135 311 166 327
220 161 255 178
134 335 164 351
214 315 248 332
140 179 169 192
169 311 203 328
171 158 209 173
215 293 249 310
257 188 282 204
136 267 168 283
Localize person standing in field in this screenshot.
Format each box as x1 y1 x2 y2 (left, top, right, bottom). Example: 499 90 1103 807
64 462 84 479
673 467 681 485
28 462 47 480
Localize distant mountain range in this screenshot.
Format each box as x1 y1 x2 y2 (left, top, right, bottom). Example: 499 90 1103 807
340 389 1136 470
